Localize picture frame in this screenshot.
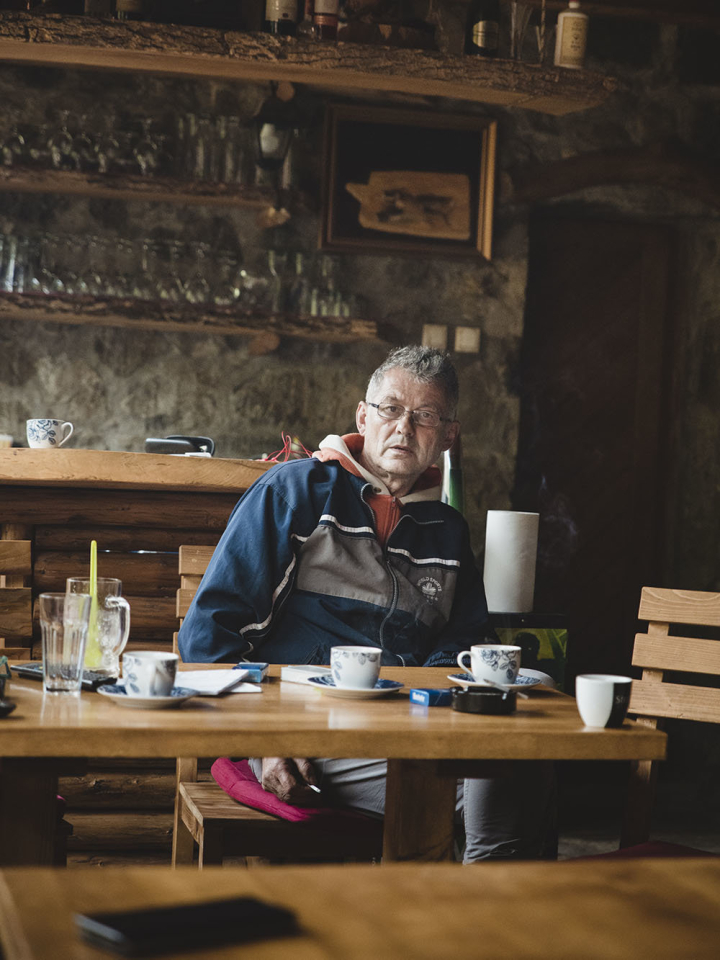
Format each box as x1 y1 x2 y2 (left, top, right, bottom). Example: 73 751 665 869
320 104 497 260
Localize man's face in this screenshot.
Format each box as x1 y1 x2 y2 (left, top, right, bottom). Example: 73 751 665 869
356 368 459 496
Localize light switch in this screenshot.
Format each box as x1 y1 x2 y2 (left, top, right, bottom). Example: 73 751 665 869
422 324 448 349
454 327 481 353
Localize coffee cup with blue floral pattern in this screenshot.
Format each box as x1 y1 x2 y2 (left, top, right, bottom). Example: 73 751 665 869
330 645 381 689
457 644 522 686
122 651 178 698
26 418 74 449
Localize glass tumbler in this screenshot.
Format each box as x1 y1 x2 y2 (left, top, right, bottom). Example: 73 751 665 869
39 592 92 695
67 577 131 677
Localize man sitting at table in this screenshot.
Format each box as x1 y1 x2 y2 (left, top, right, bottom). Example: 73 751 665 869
178 345 556 861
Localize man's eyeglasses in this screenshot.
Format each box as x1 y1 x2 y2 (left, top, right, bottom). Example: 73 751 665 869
367 402 451 429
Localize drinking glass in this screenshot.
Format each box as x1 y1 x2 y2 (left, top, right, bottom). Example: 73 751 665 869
39 592 92 695
67 577 131 677
72 116 97 172
95 116 120 175
183 241 210 304
47 111 75 171
133 118 160 176
1 124 26 167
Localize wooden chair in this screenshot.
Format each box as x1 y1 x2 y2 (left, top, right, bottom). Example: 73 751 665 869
618 586 720 851
0 538 33 658
172 545 383 867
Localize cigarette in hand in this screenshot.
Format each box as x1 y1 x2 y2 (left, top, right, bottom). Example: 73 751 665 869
308 783 322 794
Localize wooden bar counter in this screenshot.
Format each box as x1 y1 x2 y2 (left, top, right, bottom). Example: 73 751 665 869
0 448 271 658
0 448 271 864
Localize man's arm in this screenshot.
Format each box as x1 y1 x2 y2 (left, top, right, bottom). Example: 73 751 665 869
178 472 298 663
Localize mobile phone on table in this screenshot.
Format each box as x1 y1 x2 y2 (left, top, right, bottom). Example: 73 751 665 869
75 896 299 956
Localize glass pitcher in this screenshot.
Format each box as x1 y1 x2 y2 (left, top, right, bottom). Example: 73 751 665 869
67 577 131 677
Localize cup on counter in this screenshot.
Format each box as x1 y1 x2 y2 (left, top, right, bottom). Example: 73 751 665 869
0 434 12 448
122 651 178 698
26 418 73 448
39 592 92 695
457 644 522 686
575 674 633 728
67 577 131 677
330 646 381 689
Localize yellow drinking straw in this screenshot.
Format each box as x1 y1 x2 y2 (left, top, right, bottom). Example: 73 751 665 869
85 539 101 668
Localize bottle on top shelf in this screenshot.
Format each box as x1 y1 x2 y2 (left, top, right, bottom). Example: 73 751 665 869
313 0 337 40
296 0 316 39
114 0 144 20
441 435 464 516
464 0 500 59
263 0 298 36
554 1 588 70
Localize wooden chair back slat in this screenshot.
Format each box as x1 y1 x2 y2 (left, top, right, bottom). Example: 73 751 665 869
0 540 32 576
621 586 720 848
632 633 720 676
178 545 215 577
638 587 720 627
629 681 720 725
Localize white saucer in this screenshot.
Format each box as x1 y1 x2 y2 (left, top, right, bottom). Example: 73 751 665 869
306 675 404 700
96 683 198 709
447 670 543 691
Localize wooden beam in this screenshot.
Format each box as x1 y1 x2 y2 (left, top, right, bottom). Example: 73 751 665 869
504 141 720 210
0 13 616 116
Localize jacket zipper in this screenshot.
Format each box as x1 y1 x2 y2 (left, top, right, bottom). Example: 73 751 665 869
360 484 400 657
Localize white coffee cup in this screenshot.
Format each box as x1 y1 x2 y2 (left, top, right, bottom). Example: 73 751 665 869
330 646 381 689
575 674 633 728
26 418 74 449
457 644 522 685
122 651 178 697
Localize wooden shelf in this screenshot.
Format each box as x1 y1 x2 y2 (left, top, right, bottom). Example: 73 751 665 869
0 292 379 343
0 166 308 210
0 13 617 116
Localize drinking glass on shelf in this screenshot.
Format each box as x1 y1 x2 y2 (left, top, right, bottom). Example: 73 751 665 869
73 116 97 172
161 240 187 303
286 251 311 315
0 235 18 293
95 116 120 175
183 241 211 304
37 235 66 296
193 115 213 180
133 118 160 176
1 124 26 167
212 252 242 306
267 248 289 313
48 111 76 171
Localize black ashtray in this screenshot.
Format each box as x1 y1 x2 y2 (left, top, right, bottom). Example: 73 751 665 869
451 686 517 715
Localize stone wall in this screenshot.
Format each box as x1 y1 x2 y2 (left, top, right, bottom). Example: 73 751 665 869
1 19 720 591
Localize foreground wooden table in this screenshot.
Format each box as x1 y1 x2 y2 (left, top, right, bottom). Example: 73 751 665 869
2 859 719 960
0 666 667 866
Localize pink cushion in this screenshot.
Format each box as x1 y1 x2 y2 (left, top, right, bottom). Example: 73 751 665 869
211 759 382 839
576 840 717 860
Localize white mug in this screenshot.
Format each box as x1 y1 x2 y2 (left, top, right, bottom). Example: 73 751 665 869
27 418 74 449
122 651 178 698
457 644 522 685
330 646 381 689
575 674 633 728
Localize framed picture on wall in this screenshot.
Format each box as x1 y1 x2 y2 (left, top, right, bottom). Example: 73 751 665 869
319 104 497 260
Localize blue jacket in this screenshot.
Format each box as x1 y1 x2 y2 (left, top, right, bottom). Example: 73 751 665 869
178 452 490 668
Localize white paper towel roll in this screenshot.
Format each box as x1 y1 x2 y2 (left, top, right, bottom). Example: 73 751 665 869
483 511 539 613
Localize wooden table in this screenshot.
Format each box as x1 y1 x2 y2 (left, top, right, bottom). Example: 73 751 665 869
0 666 666 866
2 858 719 960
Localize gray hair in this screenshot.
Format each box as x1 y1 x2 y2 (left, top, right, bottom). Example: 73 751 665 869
366 345 459 417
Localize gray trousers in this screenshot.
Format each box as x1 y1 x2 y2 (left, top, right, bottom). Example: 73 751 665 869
249 757 557 863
